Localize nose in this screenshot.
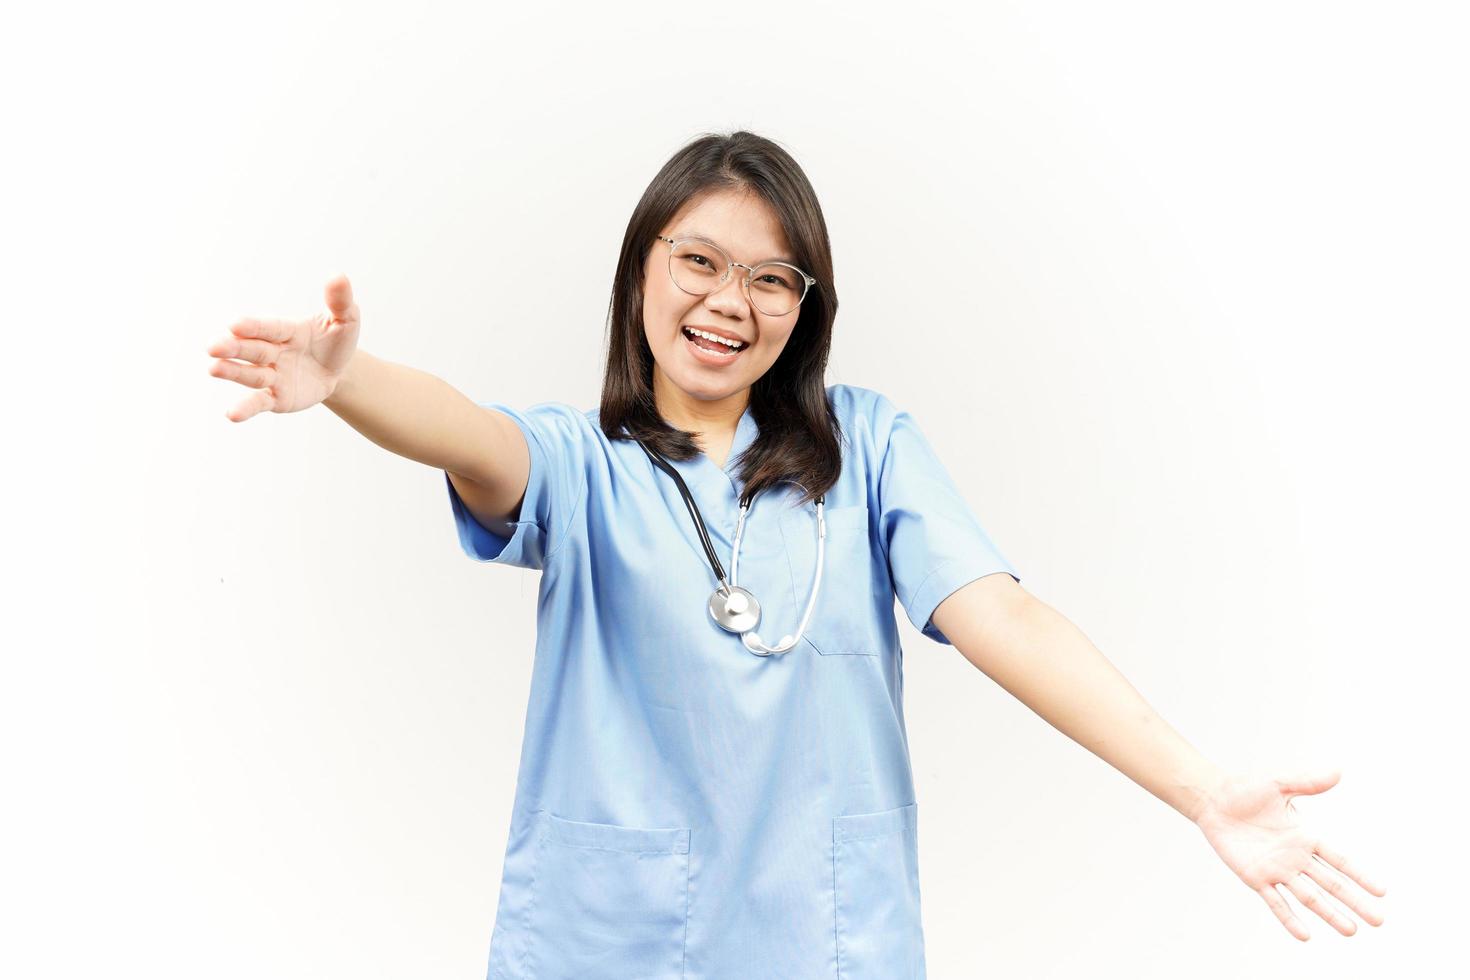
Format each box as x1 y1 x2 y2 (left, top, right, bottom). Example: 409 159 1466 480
702 268 751 319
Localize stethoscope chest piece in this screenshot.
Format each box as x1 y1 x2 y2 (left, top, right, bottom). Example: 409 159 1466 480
709 585 760 633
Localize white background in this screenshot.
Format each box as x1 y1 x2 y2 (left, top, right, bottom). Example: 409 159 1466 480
3 1 1463 977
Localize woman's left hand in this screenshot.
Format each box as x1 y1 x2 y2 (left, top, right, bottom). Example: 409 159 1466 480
1193 768 1387 941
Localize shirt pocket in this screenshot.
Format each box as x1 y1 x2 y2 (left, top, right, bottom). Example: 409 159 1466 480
832 802 926 980
780 502 879 655
520 811 691 979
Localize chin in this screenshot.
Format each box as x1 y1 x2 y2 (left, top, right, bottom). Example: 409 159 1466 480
674 368 740 399
657 355 737 397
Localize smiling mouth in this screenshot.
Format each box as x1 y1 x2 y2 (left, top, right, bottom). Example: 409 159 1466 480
682 325 748 356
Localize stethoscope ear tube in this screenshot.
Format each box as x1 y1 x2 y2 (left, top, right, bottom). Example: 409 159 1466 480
741 503 825 656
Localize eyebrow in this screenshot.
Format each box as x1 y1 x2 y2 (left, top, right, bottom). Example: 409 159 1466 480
676 230 798 267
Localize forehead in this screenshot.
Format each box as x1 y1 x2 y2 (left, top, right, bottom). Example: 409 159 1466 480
665 187 794 264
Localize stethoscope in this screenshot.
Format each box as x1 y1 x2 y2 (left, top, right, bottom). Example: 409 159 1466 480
636 439 826 656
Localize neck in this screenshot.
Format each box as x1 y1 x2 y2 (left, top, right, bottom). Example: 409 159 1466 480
653 371 750 444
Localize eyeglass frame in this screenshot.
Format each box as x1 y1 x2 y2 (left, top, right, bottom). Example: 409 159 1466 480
655 234 816 316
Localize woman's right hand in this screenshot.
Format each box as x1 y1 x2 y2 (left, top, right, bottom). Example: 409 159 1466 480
206 274 362 422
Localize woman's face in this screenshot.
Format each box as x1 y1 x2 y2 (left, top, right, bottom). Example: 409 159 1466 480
642 186 803 409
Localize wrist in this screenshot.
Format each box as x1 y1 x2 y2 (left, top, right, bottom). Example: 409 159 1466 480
324 349 366 407
1180 764 1230 825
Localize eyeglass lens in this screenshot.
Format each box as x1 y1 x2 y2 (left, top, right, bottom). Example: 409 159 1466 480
668 240 807 316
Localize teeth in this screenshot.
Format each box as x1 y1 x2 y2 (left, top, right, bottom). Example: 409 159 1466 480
684 326 746 349
686 332 740 356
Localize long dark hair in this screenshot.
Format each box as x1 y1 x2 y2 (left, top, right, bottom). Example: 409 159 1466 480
598 130 842 507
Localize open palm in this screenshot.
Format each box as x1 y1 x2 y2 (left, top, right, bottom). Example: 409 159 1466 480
1194 768 1386 940
206 274 361 422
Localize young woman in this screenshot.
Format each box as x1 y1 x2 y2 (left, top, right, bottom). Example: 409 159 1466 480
206 131 1385 978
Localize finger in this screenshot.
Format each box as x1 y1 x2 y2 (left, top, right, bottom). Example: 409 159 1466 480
1306 854 1384 927
1284 871 1356 937
324 273 356 322
1274 768 1341 799
1257 883 1310 941
230 316 296 343
206 335 280 366
208 357 276 389
1314 839 1387 899
226 388 274 423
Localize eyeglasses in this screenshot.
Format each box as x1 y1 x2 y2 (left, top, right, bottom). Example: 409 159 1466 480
655 234 815 317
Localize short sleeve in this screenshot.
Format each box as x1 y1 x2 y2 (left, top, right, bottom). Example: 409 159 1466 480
443 401 589 571
873 392 1020 645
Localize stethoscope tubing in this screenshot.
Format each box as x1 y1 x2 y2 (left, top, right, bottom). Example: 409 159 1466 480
637 437 825 655
636 439 736 589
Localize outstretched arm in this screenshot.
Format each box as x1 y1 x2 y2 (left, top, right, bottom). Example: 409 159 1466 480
207 275 532 530
933 574 1226 820
930 573 1387 941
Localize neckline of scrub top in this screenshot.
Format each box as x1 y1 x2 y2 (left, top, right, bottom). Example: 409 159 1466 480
663 401 758 498
658 402 764 540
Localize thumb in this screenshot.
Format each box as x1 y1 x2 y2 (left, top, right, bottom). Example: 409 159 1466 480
1274 768 1342 799
324 273 356 321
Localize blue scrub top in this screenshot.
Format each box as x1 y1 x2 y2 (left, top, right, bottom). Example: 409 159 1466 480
444 383 1019 980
